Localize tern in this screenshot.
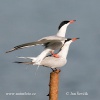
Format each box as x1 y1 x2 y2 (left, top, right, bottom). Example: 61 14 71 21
6 20 76 53
14 38 79 70
6 20 76 64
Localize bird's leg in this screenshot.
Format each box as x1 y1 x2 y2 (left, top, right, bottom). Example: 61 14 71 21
51 68 55 72
51 68 58 72
50 51 59 58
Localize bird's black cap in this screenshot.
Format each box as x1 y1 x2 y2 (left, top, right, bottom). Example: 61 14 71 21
58 20 76 30
58 21 70 30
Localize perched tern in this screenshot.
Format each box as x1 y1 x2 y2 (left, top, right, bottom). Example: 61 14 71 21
14 38 79 70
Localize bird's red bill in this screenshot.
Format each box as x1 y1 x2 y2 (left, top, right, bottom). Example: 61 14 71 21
70 20 76 24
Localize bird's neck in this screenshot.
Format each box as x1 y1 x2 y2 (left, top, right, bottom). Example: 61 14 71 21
58 43 71 58
57 23 70 37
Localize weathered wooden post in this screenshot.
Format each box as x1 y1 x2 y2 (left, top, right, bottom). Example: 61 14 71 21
48 69 61 100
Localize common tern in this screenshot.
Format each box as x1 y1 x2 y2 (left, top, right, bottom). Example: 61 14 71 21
6 20 76 54
15 38 79 70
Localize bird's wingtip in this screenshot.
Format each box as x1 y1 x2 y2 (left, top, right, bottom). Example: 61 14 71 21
5 48 16 53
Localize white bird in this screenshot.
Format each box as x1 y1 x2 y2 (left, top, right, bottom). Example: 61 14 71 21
6 20 76 53
14 38 79 70
6 20 76 64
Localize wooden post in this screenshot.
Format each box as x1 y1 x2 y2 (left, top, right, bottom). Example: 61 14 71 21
48 69 61 100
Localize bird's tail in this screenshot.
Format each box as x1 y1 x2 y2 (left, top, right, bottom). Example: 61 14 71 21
14 61 40 76
17 48 51 65
17 56 43 65
14 61 33 65
18 57 37 60
15 57 40 76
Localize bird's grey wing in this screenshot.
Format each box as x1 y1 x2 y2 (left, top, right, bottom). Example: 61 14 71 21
6 36 66 53
6 39 48 53
42 36 66 48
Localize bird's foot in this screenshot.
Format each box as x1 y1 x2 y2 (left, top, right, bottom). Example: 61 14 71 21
50 51 59 58
52 54 59 58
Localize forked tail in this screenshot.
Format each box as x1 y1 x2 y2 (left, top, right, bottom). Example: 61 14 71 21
14 58 40 76
17 56 42 65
